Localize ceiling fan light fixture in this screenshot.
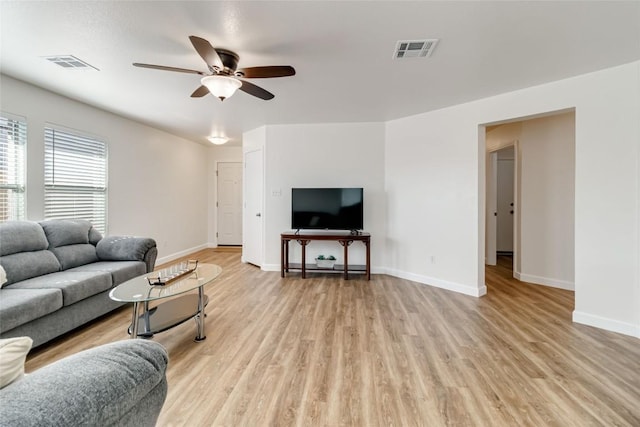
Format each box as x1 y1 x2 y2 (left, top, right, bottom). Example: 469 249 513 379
201 75 242 101
208 136 229 145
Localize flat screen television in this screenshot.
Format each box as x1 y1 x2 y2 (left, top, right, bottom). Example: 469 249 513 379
291 188 364 231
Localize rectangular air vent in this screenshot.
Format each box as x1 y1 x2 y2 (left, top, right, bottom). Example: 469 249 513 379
43 55 99 71
393 39 439 59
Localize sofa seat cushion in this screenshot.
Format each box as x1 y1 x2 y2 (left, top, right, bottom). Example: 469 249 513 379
8 271 113 307
0 288 63 332
68 261 146 286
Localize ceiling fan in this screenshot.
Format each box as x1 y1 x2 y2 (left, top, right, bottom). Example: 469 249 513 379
133 36 295 101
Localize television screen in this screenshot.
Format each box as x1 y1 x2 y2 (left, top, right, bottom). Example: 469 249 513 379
291 188 363 230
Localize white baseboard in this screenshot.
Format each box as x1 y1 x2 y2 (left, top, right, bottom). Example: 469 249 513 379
262 263 279 272
385 268 486 297
265 262 484 296
156 244 210 266
254 263 485 298
514 271 574 291
573 310 640 338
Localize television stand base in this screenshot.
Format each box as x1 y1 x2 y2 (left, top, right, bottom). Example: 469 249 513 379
280 231 370 280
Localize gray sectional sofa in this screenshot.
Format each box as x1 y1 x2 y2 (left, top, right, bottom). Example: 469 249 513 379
0 219 157 347
0 339 168 426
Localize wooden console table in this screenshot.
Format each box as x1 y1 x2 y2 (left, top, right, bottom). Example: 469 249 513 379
281 231 371 280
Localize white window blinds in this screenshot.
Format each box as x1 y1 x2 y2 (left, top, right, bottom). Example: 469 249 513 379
0 115 27 222
44 127 107 233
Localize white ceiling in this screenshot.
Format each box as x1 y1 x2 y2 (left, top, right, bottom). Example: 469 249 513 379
1 1 639 147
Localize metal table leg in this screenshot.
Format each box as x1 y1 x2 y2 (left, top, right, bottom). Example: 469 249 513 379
194 286 206 342
130 301 139 339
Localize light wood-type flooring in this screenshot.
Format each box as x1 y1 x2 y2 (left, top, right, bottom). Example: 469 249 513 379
26 250 640 426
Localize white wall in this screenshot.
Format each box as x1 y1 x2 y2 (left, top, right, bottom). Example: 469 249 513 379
385 61 640 337
207 146 243 245
518 113 575 289
261 122 386 270
1 75 210 263
385 107 484 296
487 123 521 152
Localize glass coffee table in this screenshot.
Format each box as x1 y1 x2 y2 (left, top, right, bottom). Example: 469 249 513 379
109 262 222 342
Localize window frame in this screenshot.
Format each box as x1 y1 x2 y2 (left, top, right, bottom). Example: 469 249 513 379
43 124 108 233
0 113 27 222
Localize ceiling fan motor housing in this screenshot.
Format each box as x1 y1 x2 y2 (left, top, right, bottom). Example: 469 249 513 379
215 49 239 74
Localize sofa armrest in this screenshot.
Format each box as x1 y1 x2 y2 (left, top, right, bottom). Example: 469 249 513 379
0 340 168 427
142 246 158 274
96 236 157 272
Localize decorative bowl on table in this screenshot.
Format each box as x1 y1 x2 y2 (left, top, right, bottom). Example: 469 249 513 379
315 255 336 269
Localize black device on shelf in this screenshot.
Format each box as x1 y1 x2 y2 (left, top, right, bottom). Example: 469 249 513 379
291 187 363 231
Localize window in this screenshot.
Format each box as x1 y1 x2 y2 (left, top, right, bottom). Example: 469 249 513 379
0 114 27 222
44 127 107 233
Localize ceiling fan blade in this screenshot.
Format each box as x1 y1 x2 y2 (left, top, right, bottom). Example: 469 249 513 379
133 63 205 75
190 85 210 98
189 36 224 70
238 66 296 78
238 80 275 100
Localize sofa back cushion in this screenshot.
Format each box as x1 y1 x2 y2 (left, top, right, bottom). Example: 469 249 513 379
89 227 103 246
0 221 49 256
40 219 93 247
39 220 99 270
50 245 100 271
0 222 62 285
0 251 61 286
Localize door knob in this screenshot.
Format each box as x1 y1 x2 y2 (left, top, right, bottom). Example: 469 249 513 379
256 213 261 217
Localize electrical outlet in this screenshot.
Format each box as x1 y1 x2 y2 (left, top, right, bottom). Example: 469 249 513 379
430 256 436 264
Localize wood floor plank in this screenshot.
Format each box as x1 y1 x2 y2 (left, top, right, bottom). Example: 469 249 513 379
24 251 640 426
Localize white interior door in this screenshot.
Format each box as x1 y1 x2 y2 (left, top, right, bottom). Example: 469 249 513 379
497 153 515 252
217 162 243 245
486 151 498 266
243 150 263 266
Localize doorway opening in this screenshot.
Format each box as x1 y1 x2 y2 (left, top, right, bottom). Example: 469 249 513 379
495 146 516 275
486 144 517 271
482 109 576 292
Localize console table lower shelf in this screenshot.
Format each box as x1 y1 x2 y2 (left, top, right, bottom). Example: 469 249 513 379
286 263 368 276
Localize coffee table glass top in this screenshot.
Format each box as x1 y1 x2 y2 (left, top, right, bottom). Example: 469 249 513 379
109 263 222 303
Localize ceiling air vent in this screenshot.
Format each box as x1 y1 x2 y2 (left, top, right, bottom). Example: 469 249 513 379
393 39 439 59
43 55 99 71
